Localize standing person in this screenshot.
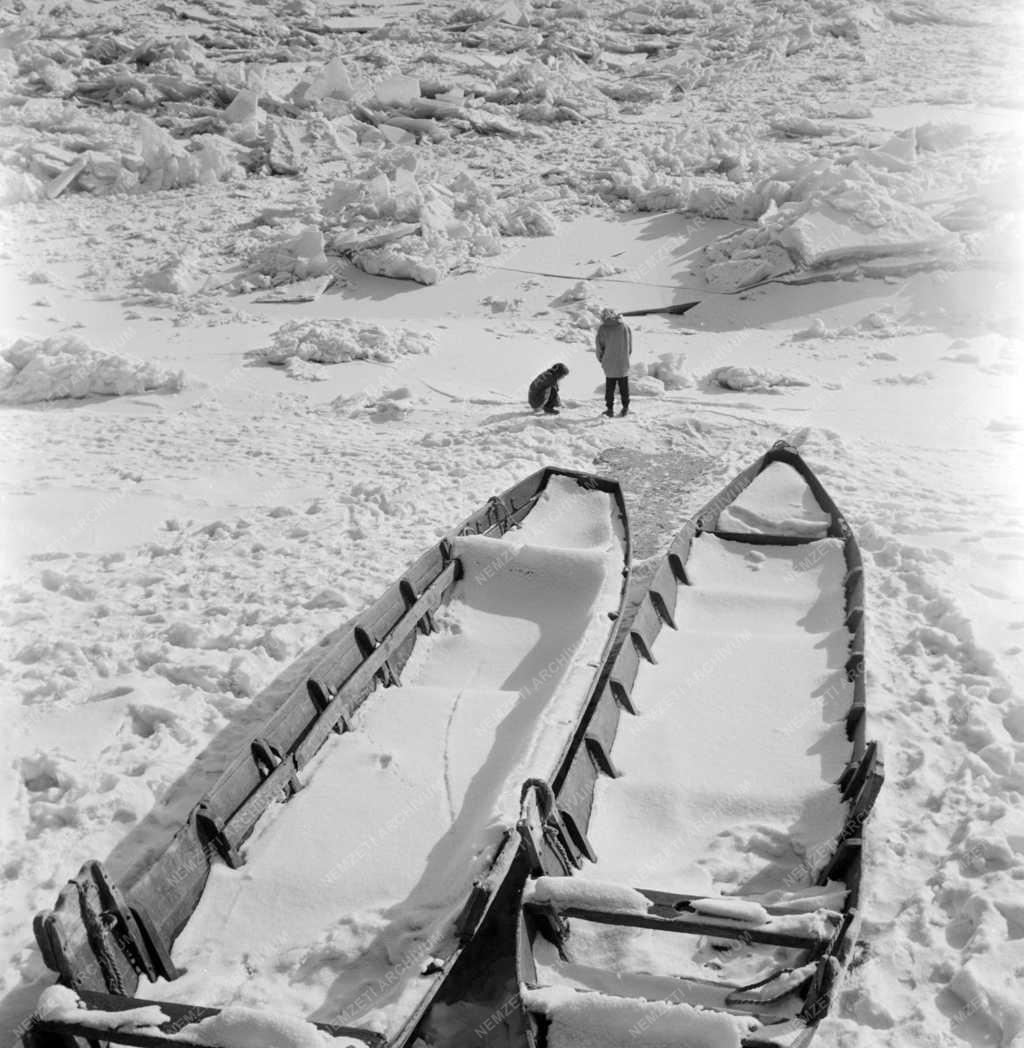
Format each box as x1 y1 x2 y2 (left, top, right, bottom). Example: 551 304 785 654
596 307 632 417
528 362 569 415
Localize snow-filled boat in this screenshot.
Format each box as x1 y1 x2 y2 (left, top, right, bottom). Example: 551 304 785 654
513 442 883 1048
27 468 630 1048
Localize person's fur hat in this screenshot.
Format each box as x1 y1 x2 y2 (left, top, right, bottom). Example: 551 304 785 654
600 307 621 322
553 362 569 377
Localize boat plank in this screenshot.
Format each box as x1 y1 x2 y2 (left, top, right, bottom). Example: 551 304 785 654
526 901 837 949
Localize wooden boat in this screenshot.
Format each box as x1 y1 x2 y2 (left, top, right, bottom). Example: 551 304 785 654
27 467 630 1048
514 442 883 1048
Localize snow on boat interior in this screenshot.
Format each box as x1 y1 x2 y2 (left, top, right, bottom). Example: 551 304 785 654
515 442 883 1048
28 468 630 1048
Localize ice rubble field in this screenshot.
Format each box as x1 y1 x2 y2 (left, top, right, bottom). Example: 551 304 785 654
1 0 1024 1045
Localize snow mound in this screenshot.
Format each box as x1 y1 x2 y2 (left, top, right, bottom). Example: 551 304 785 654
770 113 838 138
355 241 448 286
37 985 167 1031
234 227 332 291
949 950 1024 1048
525 877 651 915
291 56 361 104
553 281 591 306
504 201 559 237
706 366 810 393
174 1006 340 1048
793 316 832 340
915 121 973 152
591 374 666 398
136 117 245 193
648 352 691 389
252 319 435 367
0 336 185 403
522 985 758 1047
0 166 43 205
629 375 668 397
618 358 689 398
141 254 205 295
874 370 934 385
793 308 925 341
590 261 625 278
365 387 427 421
690 897 771 924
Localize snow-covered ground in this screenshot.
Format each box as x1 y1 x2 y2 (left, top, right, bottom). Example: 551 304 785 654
1 0 1023 1046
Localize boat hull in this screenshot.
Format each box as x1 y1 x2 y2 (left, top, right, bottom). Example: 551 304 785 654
27 467 631 1048
513 442 882 1048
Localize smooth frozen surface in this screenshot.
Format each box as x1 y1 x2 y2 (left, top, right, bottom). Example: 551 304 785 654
586 534 851 895
716 462 832 538
145 477 624 1035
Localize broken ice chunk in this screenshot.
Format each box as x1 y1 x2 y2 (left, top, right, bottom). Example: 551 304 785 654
374 74 420 107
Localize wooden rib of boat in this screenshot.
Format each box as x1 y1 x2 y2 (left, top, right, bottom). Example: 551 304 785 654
513 441 883 1048
27 467 631 1048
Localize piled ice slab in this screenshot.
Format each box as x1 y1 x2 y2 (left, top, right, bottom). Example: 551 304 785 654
322 157 556 284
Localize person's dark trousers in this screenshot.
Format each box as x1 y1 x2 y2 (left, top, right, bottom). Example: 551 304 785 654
605 376 629 412
543 386 560 412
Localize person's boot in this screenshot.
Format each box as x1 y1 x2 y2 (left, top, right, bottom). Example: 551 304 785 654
618 406 629 417
544 406 560 415
604 404 614 417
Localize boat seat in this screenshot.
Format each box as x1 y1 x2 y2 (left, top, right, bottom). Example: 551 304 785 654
521 985 811 1048
31 989 385 1047
634 886 847 918
524 888 841 950
740 1021 810 1048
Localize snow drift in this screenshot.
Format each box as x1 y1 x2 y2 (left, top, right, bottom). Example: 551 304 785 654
0 336 185 404
249 319 435 368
